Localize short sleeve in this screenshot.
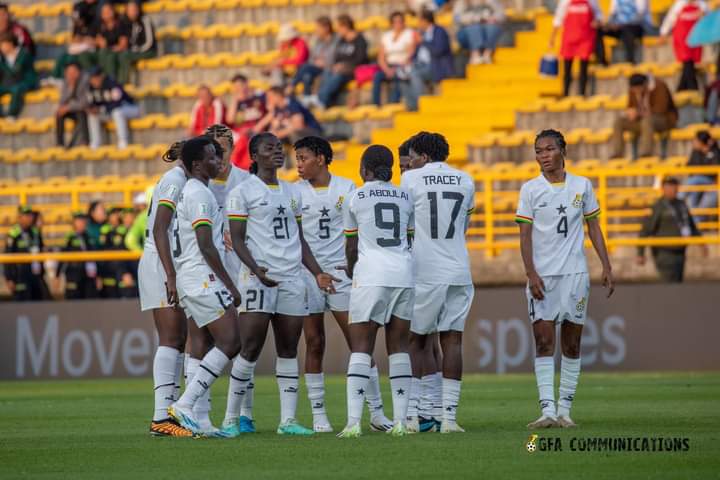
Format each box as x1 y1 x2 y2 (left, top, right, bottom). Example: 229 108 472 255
407 190 415 236
583 178 601 221
514 183 534 224
343 193 358 238
190 188 215 230
226 185 248 222
290 185 303 222
157 177 182 211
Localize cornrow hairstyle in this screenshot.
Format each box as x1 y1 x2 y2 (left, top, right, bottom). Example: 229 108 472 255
361 145 393 182
162 140 186 163
204 124 234 149
293 135 333 165
248 132 278 175
534 129 567 155
407 131 449 162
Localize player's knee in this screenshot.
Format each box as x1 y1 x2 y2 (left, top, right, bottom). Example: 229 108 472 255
240 341 263 363
562 342 581 359
305 333 325 357
161 333 186 352
535 337 555 357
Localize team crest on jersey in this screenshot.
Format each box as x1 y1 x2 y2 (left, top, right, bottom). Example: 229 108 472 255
198 203 209 215
290 198 298 211
576 297 586 312
164 184 179 197
572 193 583 209
335 195 345 211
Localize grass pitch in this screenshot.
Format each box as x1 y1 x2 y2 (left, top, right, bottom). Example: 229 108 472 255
1 372 719 479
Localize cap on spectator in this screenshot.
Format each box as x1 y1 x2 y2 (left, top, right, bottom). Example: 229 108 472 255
18 205 33 215
89 66 104 77
277 24 299 43
72 211 88 219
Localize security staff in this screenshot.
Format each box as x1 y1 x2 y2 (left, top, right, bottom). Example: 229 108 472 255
98 207 123 298
57 211 99 299
4 206 50 301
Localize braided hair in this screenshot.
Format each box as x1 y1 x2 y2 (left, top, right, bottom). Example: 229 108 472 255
534 129 567 155
361 145 393 182
248 132 278 175
204 124 234 149
293 135 333 165
162 140 186 163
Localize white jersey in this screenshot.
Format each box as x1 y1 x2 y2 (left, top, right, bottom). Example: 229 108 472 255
515 172 600 277
209 166 250 212
296 175 356 270
143 166 186 255
175 178 225 279
343 180 414 288
401 162 475 285
226 176 304 281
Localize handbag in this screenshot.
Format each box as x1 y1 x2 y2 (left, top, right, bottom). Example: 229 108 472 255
354 64 381 86
539 54 559 78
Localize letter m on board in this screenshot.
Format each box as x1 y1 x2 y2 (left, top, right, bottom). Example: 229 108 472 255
16 315 59 377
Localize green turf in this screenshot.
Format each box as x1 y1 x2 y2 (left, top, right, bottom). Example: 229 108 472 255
1 372 719 479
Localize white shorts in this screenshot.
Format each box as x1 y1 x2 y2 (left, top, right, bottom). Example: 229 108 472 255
349 285 414 326
525 273 590 325
177 272 233 328
224 249 243 284
235 268 308 317
305 267 351 314
138 250 169 311
411 283 474 335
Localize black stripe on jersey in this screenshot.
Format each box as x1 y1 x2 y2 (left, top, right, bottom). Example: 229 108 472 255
153 382 175 390
199 364 219 378
275 375 299 379
347 374 370 379
389 375 413 379
231 374 251 382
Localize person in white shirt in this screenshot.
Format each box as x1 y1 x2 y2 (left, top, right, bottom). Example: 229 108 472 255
221 132 338 437
167 136 243 437
372 11 417 106
337 145 415 439
293 136 394 433
138 141 192 437
515 129 615 429
401 132 476 434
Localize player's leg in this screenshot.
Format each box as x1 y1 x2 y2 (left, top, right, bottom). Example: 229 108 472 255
430 334 444 426
186 320 217 434
272 313 314 435
150 307 191 437
529 319 557 428
385 313 412 436
407 332 426 432
557 321 582 427
303 311 332 432
419 333 441 431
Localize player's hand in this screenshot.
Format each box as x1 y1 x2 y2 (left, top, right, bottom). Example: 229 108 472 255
635 255 646 266
602 268 615 298
527 271 545 300
254 267 279 287
230 288 242 308
165 274 179 306
316 272 340 294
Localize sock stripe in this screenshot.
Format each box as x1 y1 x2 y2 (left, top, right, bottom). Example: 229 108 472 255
153 382 175 390
275 375 299 380
389 375 413 379
199 364 219 378
231 374 251 382
347 373 370 379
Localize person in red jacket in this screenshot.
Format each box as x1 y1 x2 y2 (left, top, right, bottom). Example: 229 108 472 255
660 0 708 91
0 3 35 58
188 85 226 137
550 0 603 97
263 24 309 87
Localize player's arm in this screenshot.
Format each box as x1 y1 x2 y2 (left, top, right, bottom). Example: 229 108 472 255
518 222 545 300
195 224 241 306
228 218 278 287
586 218 615 298
298 222 339 293
342 195 359 278
153 204 179 305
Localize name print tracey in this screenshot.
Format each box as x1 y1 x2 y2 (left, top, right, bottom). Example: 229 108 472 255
423 175 462 186
358 190 409 200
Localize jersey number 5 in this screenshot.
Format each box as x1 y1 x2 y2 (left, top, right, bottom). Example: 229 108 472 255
428 191 464 239
374 203 400 247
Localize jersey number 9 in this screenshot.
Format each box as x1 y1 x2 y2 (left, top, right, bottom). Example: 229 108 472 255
374 203 400 247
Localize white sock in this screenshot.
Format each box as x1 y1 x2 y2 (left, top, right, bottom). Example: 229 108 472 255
407 377 420 418
534 356 556 418
185 357 212 425
442 377 462 423
276 357 299 424
346 352 371 426
177 348 229 410
365 365 385 420
241 373 255 420
557 356 581 418
224 356 256 426
184 356 199 392
173 351 184 401
432 372 443 418
152 346 180 421
388 353 412 423
419 374 434 418
305 372 327 421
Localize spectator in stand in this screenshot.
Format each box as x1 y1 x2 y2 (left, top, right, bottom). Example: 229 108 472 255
550 0 603 97
637 177 705 282
314 14 368 108
56 62 90 148
595 0 651 65
407 9 454 111
372 11 417 106
86 200 106 247
50 0 99 80
86 67 140 149
255 86 322 143
226 74 266 170
610 73 678 159
0 3 35 58
96 3 130 83
682 130 719 218
660 0 708 91
453 0 505 65
0 32 37 119
707 78 720 124
120 1 156 84
188 85 226 137
289 16 337 101
263 24 309 87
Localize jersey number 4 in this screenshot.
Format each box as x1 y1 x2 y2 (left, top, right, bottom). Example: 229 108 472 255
557 216 568 238
428 191 464 239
